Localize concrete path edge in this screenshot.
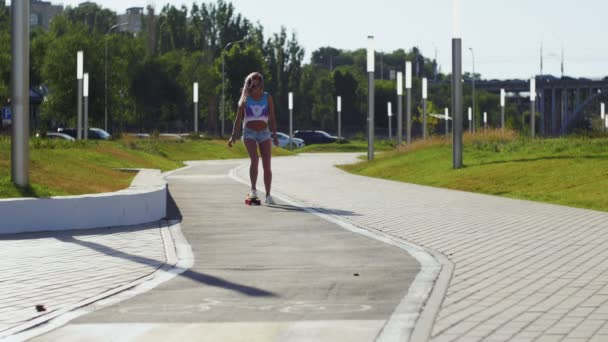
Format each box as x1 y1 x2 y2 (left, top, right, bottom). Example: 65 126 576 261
227 162 454 342
0 169 167 234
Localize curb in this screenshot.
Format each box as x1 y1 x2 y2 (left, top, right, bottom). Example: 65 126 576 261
0 169 167 234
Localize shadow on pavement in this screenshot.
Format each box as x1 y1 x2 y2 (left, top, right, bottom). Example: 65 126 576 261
54 234 277 298
268 203 361 217
166 190 183 221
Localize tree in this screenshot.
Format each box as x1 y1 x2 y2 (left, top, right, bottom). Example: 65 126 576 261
41 19 104 128
63 2 116 34
333 66 366 133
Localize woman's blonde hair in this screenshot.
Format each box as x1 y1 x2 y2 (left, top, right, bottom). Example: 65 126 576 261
238 72 264 106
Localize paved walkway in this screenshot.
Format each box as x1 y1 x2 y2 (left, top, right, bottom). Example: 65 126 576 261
236 153 608 342
8 159 421 341
0 222 169 338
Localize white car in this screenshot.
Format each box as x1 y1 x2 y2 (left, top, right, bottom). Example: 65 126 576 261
276 132 305 148
46 132 75 141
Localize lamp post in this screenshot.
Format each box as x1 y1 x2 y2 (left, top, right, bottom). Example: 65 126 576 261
11 0 29 186
193 82 199 133
445 108 449 135
422 78 428 139
396 71 403 145
367 36 375 161
337 95 342 141
83 73 89 140
77 51 83 140
469 47 475 133
289 92 293 150
484 111 487 130
468 107 472 133
388 101 393 141
601 102 605 133
405 61 412 144
500 88 505 132
452 0 464 168
221 39 245 137
530 77 536 138
105 23 127 133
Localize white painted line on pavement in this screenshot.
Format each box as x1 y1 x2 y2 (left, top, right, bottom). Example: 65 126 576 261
165 174 229 180
229 162 453 342
7 220 194 341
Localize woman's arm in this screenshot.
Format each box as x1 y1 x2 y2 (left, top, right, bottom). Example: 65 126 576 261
268 95 279 146
228 103 245 147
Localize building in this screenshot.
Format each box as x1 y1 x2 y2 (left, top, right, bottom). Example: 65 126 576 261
30 0 63 30
117 7 143 34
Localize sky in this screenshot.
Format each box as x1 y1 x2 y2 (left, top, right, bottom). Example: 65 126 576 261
50 0 608 80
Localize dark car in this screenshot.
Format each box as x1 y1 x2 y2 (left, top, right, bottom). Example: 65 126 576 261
293 130 338 145
58 127 112 140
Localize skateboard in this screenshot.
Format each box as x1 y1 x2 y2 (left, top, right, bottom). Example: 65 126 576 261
245 195 261 205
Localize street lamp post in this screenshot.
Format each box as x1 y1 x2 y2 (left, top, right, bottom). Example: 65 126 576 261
193 82 199 133
221 39 245 137
396 71 403 145
469 47 475 133
601 102 605 133
11 0 29 186
289 92 293 150
367 36 375 161
405 61 412 144
83 73 89 140
337 96 342 141
445 108 449 135
77 51 83 140
388 102 393 141
484 111 487 130
452 0 464 169
422 77 428 139
500 88 506 132
530 77 536 138
105 23 127 133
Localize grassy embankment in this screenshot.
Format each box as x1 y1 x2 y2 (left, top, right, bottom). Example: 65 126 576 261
340 130 608 212
0 136 293 198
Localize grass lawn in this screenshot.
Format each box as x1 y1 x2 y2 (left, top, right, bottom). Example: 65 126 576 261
0 136 293 198
340 130 608 212
298 139 395 153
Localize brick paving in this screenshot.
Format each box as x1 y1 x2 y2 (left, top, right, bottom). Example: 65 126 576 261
0 222 168 338
235 153 608 342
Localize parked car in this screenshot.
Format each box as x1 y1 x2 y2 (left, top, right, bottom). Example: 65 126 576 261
88 127 112 140
57 127 112 140
45 132 75 141
293 130 338 145
276 132 305 148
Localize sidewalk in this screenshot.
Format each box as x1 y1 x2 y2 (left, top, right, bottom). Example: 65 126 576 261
11 159 421 341
0 222 169 338
242 153 608 342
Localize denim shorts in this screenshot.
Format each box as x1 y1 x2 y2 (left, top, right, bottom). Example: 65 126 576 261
242 127 272 144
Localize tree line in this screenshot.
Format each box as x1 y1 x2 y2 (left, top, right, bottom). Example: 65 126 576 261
0 0 519 137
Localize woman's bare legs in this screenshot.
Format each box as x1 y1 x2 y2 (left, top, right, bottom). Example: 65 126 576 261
244 139 259 192
259 139 273 196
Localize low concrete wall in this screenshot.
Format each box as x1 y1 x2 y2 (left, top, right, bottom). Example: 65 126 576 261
0 169 167 234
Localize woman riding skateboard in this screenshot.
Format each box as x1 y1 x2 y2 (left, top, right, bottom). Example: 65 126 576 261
228 72 279 204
